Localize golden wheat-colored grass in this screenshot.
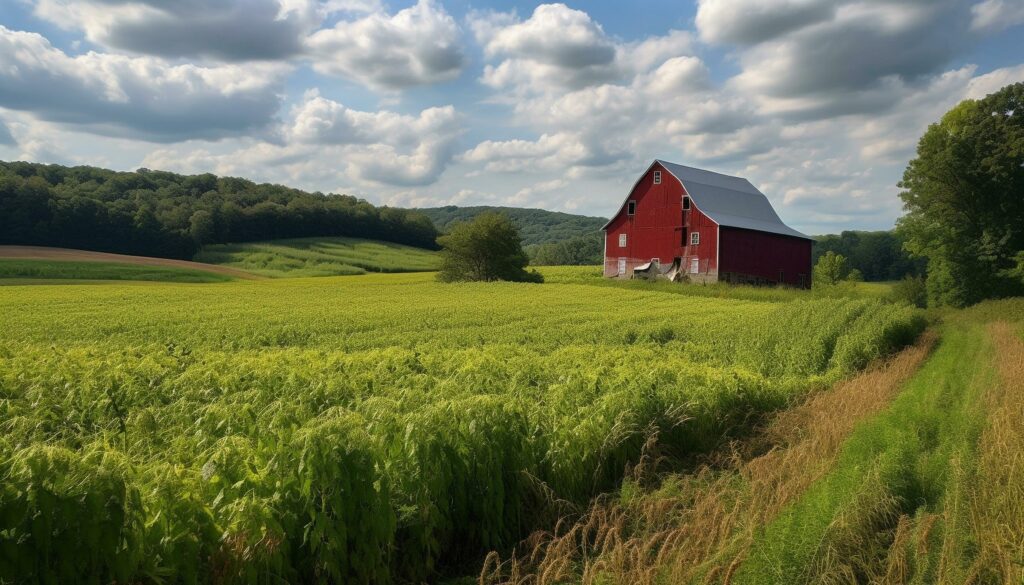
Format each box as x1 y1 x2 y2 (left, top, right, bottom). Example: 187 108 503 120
480 332 937 585
961 323 1024 583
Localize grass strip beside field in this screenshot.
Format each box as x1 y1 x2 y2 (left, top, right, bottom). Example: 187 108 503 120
733 303 1024 584
0 259 235 283
194 236 441 277
479 332 935 585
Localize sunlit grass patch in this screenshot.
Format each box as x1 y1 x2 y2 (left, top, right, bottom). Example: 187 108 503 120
0 259 234 283
194 236 440 277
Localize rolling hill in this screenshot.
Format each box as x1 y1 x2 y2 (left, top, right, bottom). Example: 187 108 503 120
0 160 439 260
413 206 607 247
194 236 441 277
0 245 259 283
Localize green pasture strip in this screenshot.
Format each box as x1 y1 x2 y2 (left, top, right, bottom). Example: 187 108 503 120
539 266 901 304
0 259 233 283
852 280 897 298
194 236 441 277
735 317 997 584
0 276 923 583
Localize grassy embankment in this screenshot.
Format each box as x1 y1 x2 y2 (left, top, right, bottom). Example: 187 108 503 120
194 236 440 277
0 259 235 284
480 298 1024 585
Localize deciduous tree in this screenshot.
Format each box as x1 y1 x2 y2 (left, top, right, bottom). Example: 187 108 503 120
897 82 1024 306
437 213 543 283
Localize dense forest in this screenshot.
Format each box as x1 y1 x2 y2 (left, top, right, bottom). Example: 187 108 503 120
812 230 924 281
0 161 439 259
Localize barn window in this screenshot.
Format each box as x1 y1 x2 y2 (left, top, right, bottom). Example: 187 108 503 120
682 196 691 210
627 200 636 215
680 227 687 246
690 258 700 274
653 171 661 184
690 232 700 245
619 233 627 247
617 258 626 275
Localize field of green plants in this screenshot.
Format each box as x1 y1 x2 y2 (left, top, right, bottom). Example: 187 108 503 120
0 259 235 283
194 237 440 277
0 273 924 583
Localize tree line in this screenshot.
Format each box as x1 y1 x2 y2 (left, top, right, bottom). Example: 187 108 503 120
0 161 440 259
812 230 924 281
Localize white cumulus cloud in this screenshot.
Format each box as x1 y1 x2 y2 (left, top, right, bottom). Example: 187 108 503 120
33 0 324 61
0 26 286 141
307 0 465 90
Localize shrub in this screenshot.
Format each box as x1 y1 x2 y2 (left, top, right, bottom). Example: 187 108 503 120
889 275 927 308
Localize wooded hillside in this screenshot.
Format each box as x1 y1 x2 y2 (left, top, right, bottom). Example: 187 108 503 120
0 161 439 259
415 205 606 265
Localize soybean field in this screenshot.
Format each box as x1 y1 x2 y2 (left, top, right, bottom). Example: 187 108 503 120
0 272 924 583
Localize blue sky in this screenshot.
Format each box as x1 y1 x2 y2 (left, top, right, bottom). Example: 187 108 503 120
1 0 1022 234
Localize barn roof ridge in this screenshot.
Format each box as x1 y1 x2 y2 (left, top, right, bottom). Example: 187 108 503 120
601 159 811 240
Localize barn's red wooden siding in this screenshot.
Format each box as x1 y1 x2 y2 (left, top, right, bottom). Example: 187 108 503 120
602 163 718 279
719 227 812 287
603 161 812 287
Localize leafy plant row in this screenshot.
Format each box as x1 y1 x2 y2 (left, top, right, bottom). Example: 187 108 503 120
0 280 923 583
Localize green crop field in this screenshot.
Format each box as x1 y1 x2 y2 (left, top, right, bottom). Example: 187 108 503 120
0 272 924 584
194 237 441 277
0 259 235 284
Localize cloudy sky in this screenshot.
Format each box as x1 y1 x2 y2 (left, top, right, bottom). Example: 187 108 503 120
1 0 1022 233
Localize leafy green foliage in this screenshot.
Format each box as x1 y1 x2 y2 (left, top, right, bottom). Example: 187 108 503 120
0 259 234 283
194 237 440 277
0 160 440 260
528 234 602 266
813 251 850 287
437 213 543 283
813 230 924 281
897 82 1024 307
888 274 928 308
0 274 922 583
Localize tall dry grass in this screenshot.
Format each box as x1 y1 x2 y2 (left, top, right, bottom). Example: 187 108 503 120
821 321 1024 585
480 332 936 585
942 322 1024 584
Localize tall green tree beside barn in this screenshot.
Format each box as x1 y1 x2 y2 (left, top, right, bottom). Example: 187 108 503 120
898 82 1024 307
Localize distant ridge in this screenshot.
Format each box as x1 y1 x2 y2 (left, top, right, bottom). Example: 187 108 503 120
413 205 607 247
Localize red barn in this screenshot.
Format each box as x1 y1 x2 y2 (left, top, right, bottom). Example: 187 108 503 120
602 160 812 287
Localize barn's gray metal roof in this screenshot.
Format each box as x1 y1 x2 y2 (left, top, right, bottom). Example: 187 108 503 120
602 160 811 240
